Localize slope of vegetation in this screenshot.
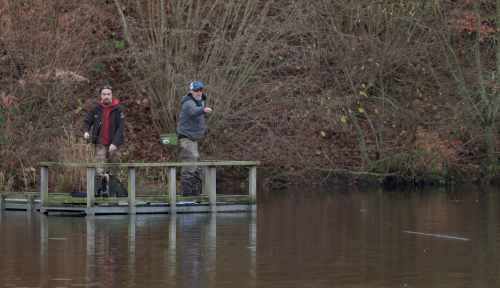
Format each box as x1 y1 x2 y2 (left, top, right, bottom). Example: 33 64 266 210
1 0 500 191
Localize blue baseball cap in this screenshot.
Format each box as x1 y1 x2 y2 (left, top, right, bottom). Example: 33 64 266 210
190 81 203 91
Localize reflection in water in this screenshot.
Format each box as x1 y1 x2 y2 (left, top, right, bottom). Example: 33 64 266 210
249 210 257 286
4 186 500 287
129 214 136 287
86 216 95 287
168 213 176 277
178 214 210 286
31 211 241 287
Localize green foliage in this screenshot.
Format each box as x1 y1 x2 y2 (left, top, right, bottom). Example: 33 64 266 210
106 40 125 50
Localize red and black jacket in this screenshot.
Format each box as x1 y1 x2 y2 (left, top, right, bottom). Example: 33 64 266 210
83 99 126 147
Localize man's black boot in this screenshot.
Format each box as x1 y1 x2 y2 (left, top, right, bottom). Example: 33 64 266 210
181 182 192 197
109 177 118 198
191 182 201 197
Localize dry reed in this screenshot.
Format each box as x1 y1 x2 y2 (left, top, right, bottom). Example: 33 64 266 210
56 126 94 192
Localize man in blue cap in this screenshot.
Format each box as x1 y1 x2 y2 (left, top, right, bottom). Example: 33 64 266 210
177 81 212 197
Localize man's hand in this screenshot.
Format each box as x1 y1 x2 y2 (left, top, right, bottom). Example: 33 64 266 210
84 132 90 139
109 144 117 152
204 107 212 114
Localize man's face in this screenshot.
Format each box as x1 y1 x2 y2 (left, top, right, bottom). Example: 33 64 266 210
101 89 113 105
190 88 203 100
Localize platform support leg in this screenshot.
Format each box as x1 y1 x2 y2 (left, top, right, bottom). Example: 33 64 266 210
202 166 210 196
128 167 136 215
168 167 176 213
209 166 216 213
40 166 48 208
86 168 95 215
0 194 5 211
249 166 257 206
27 194 35 212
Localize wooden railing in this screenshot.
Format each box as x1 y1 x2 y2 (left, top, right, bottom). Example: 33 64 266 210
37 161 259 214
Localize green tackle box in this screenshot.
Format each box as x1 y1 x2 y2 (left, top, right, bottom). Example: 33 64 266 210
160 134 179 146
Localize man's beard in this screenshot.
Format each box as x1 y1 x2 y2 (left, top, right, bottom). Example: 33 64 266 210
103 99 111 105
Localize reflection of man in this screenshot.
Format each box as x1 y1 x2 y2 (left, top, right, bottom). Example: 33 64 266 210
83 84 126 197
177 81 212 197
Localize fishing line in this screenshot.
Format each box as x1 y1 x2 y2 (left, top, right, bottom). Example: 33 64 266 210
81 135 103 143
326 186 469 241
403 231 469 241
212 111 271 130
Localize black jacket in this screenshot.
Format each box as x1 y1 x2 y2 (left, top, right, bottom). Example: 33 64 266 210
83 103 126 146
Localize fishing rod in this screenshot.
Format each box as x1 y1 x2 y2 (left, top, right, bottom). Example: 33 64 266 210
212 111 271 130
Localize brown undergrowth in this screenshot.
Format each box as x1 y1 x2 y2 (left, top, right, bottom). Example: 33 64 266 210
2 0 500 191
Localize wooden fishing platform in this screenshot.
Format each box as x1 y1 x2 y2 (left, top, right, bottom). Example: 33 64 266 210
0 161 259 215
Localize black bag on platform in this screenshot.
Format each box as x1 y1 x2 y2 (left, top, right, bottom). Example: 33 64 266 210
70 175 128 198
94 175 109 198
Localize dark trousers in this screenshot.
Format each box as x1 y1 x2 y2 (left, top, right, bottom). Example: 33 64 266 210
94 144 122 178
178 138 201 195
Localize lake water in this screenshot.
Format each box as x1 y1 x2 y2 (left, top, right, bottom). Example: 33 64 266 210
1 185 500 287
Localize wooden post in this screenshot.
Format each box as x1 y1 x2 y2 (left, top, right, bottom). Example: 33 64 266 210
202 166 209 195
40 166 48 207
0 194 5 211
27 194 35 212
128 167 136 215
249 166 257 205
168 167 176 211
209 166 216 212
87 168 95 215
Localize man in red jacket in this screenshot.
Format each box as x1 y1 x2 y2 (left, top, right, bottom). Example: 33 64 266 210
83 84 126 197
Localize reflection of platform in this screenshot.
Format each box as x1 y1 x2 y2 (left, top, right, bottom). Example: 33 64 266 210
32 211 258 286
